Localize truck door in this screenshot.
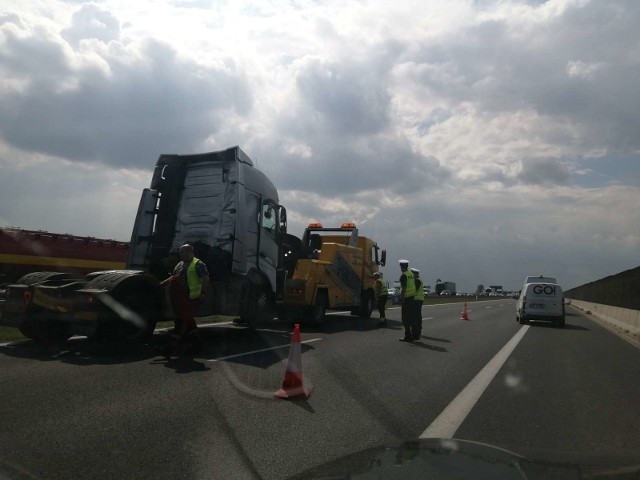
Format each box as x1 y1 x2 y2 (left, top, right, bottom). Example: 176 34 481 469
257 200 280 291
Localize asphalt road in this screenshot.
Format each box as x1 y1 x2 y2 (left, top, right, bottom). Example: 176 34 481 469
1 299 639 479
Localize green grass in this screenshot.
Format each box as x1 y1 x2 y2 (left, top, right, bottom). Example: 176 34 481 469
0 326 27 343
388 295 512 307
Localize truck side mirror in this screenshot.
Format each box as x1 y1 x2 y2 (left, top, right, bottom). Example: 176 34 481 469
380 250 386 267
280 207 287 234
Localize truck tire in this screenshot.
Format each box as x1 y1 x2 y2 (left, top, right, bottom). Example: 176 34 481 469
308 291 327 325
358 290 374 319
518 313 528 325
240 282 272 326
15 271 75 286
88 273 161 343
19 317 71 344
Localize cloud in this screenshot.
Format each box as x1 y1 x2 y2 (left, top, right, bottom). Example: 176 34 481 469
516 158 571 185
294 57 392 136
0 11 252 169
0 0 638 294
61 4 121 46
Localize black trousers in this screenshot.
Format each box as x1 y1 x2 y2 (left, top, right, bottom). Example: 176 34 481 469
377 295 388 318
401 297 415 339
413 300 423 339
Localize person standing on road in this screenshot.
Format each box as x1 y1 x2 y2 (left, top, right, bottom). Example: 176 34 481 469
161 244 209 357
412 268 424 340
398 259 416 342
373 272 388 326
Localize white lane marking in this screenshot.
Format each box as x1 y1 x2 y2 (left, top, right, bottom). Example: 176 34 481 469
422 317 434 320
207 338 322 362
485 306 492 309
420 325 530 439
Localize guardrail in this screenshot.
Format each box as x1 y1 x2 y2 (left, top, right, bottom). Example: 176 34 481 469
568 299 639 337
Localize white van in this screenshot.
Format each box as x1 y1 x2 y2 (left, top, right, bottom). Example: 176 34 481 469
524 275 557 284
516 283 565 328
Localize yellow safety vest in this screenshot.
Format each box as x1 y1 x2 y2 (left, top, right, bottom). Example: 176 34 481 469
187 257 203 299
415 278 425 301
402 270 416 297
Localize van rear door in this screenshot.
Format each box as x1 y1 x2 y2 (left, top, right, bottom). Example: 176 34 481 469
525 283 563 317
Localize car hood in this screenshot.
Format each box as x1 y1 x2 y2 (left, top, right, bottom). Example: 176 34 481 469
286 438 640 480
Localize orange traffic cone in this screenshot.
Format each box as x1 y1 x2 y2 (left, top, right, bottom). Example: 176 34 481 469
274 324 311 399
460 302 470 321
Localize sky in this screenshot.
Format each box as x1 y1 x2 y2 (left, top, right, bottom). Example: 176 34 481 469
0 0 639 292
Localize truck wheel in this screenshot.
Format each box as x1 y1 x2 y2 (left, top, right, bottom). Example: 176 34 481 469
15 272 74 286
240 283 272 326
556 315 565 329
19 317 71 344
18 317 40 340
518 314 528 325
88 274 161 343
308 291 327 325
358 291 374 319
116 289 159 342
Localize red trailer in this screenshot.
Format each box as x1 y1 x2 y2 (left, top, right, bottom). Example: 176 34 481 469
0 227 128 285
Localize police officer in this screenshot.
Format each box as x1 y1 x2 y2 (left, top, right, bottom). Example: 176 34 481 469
373 272 388 326
411 268 424 340
398 259 416 342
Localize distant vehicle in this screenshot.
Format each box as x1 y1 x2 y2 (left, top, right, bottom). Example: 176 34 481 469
440 290 451 296
436 281 456 296
516 283 565 328
387 288 395 296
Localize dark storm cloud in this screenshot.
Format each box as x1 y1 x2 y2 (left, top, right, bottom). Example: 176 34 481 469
517 158 570 185
295 59 391 136
0 12 252 169
256 135 451 197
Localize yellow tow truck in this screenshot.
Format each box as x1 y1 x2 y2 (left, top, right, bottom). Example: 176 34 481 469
283 223 386 324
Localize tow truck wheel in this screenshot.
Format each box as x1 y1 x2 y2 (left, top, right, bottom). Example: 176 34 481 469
358 291 374 319
308 291 327 325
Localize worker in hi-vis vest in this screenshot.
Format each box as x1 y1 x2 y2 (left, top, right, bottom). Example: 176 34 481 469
373 272 388 326
398 259 416 342
412 268 424 341
162 244 210 357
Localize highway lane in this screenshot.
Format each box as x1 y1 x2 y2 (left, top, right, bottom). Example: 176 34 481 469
0 299 639 479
